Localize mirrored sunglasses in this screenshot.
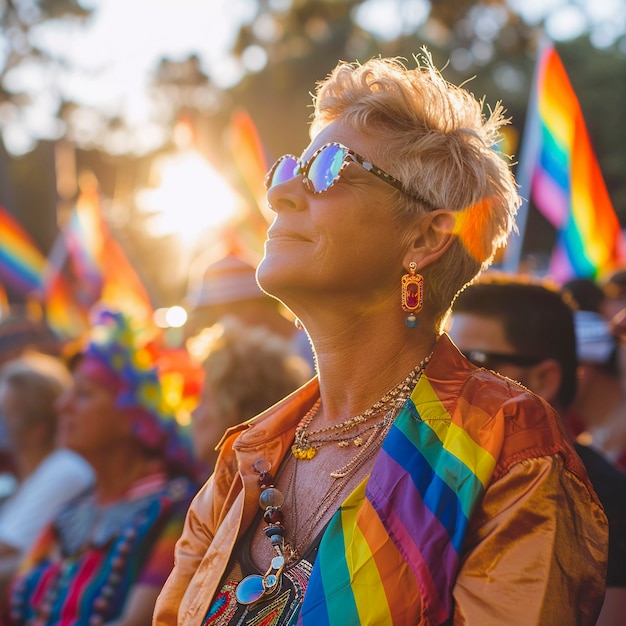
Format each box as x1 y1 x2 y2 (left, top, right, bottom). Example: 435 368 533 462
264 142 409 196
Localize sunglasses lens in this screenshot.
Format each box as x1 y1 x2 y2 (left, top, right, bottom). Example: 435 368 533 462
307 144 346 192
267 156 299 189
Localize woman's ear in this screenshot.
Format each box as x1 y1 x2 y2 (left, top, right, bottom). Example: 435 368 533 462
403 210 457 269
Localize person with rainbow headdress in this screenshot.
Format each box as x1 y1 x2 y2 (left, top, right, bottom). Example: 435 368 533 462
154 52 607 625
5 308 198 626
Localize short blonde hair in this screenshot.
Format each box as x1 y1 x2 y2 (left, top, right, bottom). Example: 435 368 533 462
311 52 520 324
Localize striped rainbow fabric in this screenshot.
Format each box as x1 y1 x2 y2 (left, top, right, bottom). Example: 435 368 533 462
299 373 497 625
0 204 86 338
0 205 46 296
527 46 624 281
42 267 88 339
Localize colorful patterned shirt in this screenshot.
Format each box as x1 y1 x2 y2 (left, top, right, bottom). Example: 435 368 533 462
7 472 196 625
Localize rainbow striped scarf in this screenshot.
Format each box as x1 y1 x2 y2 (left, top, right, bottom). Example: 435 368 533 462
298 371 497 625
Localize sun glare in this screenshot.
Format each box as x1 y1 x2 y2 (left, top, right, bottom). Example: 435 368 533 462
136 149 239 244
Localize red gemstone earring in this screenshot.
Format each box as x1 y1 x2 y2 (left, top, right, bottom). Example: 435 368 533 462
401 262 424 328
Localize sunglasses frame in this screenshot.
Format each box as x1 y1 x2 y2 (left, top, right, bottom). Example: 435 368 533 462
265 142 410 197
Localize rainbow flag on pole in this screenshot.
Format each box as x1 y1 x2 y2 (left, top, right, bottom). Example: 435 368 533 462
504 45 625 281
62 184 154 325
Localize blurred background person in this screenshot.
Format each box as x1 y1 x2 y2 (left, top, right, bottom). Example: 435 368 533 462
601 269 626 323
188 316 313 475
450 277 577 407
0 353 94 598
5 309 198 626
185 250 315 369
449 275 626 626
561 278 620 439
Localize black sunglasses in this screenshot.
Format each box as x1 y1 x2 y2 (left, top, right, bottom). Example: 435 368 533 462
464 350 545 370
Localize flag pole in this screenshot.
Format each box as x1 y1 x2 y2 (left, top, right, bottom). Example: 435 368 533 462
502 37 552 273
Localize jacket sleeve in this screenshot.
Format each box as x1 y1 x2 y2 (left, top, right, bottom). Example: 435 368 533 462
452 454 608 626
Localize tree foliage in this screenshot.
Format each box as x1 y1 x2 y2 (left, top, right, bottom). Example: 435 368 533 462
0 0 91 104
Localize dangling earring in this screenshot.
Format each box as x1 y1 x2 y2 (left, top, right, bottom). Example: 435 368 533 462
401 262 424 328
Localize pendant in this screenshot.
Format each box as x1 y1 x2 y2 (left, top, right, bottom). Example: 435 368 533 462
235 574 266 605
291 444 317 460
235 555 285 605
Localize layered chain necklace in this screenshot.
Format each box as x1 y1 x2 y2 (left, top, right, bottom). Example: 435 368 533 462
292 358 429 473
235 354 432 608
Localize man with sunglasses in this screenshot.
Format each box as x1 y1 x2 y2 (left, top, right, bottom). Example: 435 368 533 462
450 275 578 409
450 274 626 626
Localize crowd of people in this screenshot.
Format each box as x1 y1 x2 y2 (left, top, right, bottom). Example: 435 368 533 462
0 50 623 625
0 252 315 624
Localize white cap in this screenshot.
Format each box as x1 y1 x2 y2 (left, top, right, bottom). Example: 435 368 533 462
574 310 615 364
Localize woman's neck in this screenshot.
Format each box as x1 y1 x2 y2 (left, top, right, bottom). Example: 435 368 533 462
89 446 160 505
309 318 439 423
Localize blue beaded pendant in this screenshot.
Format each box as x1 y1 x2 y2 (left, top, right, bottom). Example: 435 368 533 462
405 313 419 328
235 574 266 605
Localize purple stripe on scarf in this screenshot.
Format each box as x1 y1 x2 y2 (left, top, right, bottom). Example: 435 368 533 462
367 449 460 616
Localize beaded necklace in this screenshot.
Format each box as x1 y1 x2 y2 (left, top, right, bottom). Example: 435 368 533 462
235 355 432 608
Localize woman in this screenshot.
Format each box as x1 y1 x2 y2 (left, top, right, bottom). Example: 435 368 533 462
6 309 198 626
154 53 608 625
189 316 312 473
0 353 94 598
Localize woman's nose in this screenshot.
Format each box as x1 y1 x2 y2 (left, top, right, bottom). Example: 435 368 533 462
266 175 307 213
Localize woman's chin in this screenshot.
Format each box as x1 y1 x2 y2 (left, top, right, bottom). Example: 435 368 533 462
256 255 288 298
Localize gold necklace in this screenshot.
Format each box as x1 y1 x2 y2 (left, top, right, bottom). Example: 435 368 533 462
292 354 431 461
288 404 402 560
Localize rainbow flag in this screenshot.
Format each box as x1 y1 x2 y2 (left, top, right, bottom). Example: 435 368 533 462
61 185 154 325
0 205 46 296
0 205 86 338
226 109 272 258
64 190 105 307
300 368 496 625
42 265 88 339
509 45 625 281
